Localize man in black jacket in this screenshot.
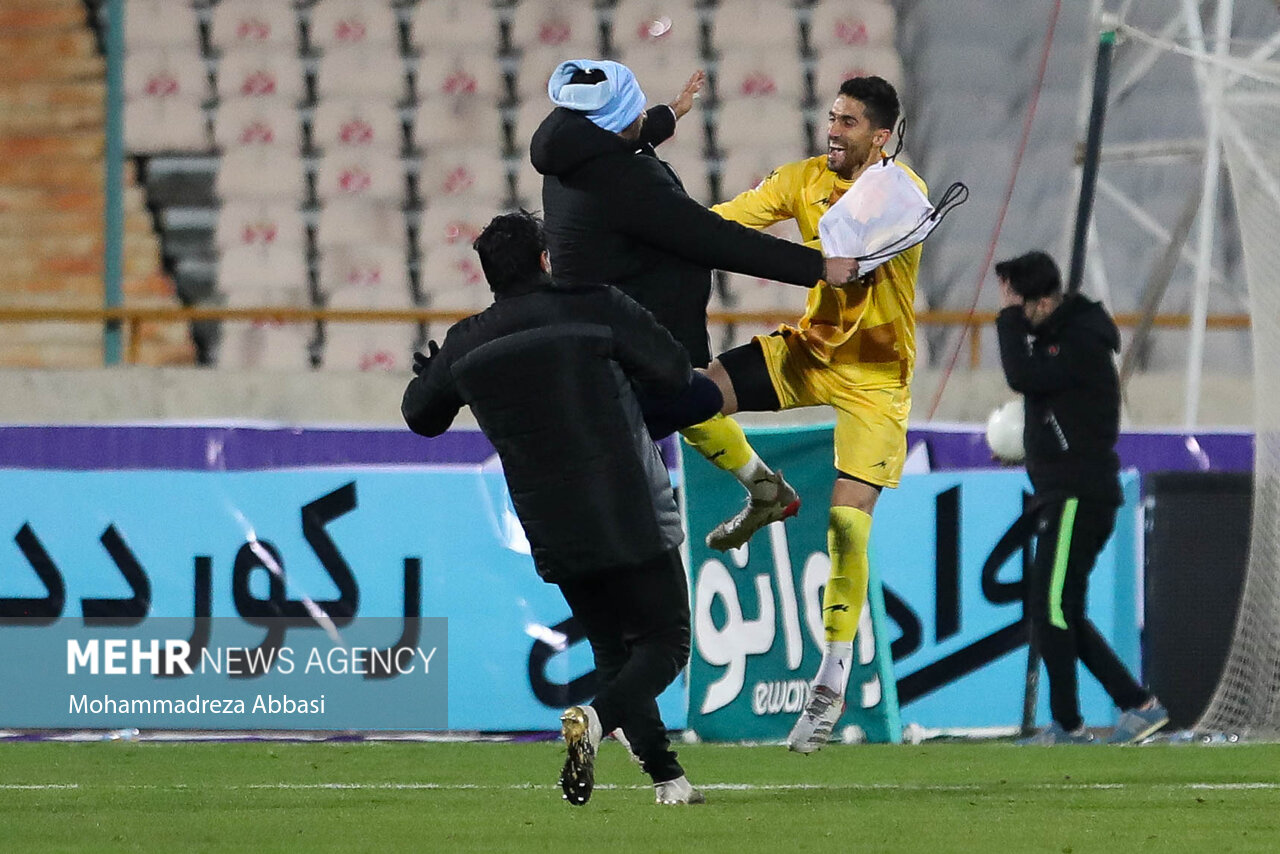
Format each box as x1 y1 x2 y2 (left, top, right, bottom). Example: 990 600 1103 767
531 60 861 550
994 250 1167 745
403 211 710 805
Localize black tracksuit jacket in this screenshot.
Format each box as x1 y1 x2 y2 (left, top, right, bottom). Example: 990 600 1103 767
996 294 1123 507
530 105 825 367
401 274 690 583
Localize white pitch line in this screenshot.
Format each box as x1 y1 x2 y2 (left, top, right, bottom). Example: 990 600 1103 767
5 782 1279 793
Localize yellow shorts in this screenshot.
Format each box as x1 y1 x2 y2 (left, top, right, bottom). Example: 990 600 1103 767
755 332 911 487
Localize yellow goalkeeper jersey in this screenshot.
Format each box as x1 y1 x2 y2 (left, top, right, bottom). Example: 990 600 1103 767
712 155 926 388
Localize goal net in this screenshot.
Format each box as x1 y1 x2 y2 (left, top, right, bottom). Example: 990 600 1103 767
1192 51 1280 738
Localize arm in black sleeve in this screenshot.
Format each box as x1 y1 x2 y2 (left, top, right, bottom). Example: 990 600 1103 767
996 307 1101 395
639 105 676 147
612 160 826 287
401 346 465 437
604 287 694 397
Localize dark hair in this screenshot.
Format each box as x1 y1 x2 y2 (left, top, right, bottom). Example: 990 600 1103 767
568 68 607 86
472 210 547 293
837 76 900 130
994 251 1062 300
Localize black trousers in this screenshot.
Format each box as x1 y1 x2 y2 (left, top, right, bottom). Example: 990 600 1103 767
1028 498 1150 731
556 548 691 785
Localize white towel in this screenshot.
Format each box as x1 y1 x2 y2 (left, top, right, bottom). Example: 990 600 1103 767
818 161 936 275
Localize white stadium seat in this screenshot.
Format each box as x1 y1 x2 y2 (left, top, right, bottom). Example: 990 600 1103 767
715 52 805 103
409 1 499 50
124 97 209 154
509 1 600 55
316 201 408 250
209 0 299 51
216 50 305 102
318 245 411 297
808 1 898 52
215 97 301 150
124 0 198 50
215 201 307 252
314 148 407 205
125 47 208 102
312 100 405 151
216 146 307 202
710 0 799 50
611 0 703 53
308 0 400 50
314 46 409 103
321 285 417 373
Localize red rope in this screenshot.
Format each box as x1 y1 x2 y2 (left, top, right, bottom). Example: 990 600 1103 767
925 0 1064 421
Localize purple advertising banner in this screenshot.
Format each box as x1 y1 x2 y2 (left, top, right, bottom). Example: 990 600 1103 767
0 424 1252 475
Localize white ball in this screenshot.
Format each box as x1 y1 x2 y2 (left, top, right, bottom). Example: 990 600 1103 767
985 398 1025 463
681 729 701 744
840 725 865 744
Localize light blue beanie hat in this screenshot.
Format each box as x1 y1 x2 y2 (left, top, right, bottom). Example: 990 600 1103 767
547 59 647 134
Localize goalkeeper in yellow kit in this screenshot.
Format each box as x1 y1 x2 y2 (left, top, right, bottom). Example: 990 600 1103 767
689 76 925 752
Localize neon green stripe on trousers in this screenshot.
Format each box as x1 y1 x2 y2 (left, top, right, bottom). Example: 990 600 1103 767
1049 498 1079 630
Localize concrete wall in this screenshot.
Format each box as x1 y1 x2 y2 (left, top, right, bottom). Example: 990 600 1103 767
0 368 1254 430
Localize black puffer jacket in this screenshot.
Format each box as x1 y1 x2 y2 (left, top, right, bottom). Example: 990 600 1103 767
402 275 690 583
996 294 1123 506
530 106 825 366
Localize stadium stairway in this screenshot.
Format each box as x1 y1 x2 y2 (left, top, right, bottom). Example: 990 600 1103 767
0 0 193 367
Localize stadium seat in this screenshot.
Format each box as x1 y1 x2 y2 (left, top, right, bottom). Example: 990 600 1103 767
408 1 499 50
315 148 408 205
124 47 209 103
217 244 310 295
308 0 401 51
216 286 315 370
317 245 411 297
414 51 505 105
716 144 803 201
656 135 709 202
124 97 210 154
616 43 706 107
209 0 299 52
610 0 703 53
124 0 199 50
417 149 509 207
312 100 406 152
215 97 302 150
216 146 308 201
807 1 898 53
416 203 487 262
320 285 417 373
215 201 308 252
811 46 906 99
421 244 492 311
215 50 306 102
510 99 555 159
714 100 807 153
509 1 600 56
314 46 410 103
316 201 409 250
715 52 806 103
710 0 800 50
123 47 211 154
415 95 505 151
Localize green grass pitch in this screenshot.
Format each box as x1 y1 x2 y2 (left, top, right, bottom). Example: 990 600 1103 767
3 740 1279 852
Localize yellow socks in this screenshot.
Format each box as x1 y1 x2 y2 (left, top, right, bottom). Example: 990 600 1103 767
814 506 873 694
681 413 754 472
823 506 872 643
